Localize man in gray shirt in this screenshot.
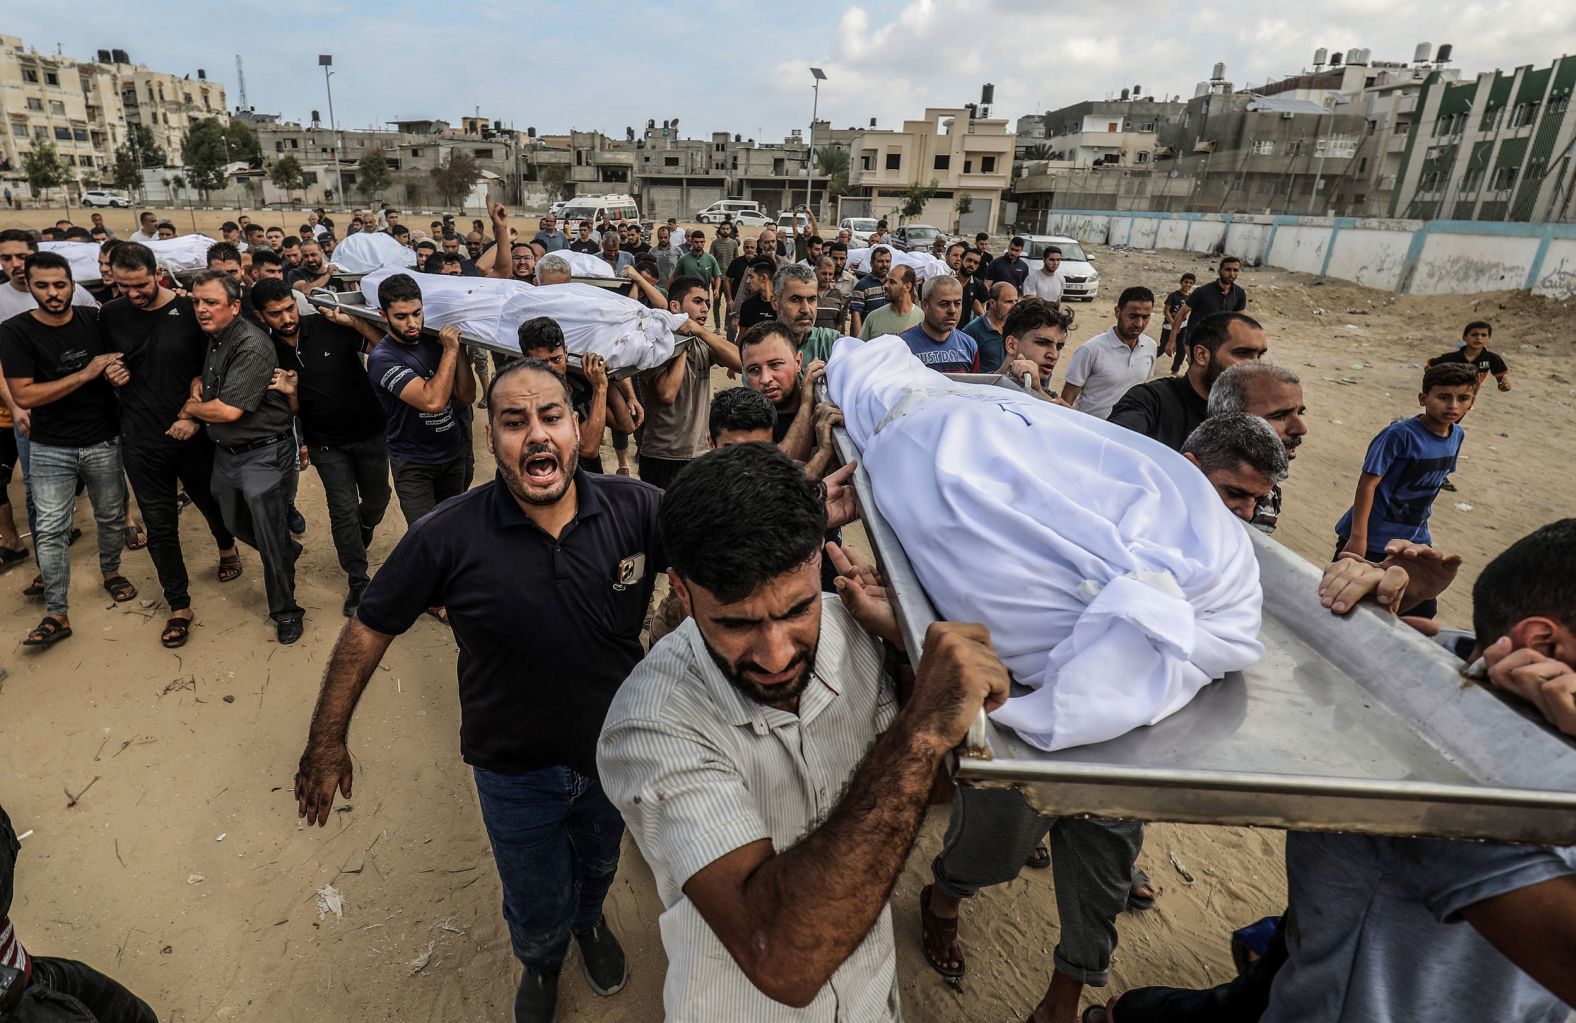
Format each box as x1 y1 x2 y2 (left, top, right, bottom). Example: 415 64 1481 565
178 270 304 643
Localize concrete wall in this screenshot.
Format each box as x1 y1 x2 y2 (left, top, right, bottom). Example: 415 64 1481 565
1037 208 1576 298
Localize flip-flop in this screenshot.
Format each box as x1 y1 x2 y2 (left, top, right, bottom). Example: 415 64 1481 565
217 552 242 583
1081 1006 1110 1023
425 606 450 626
102 574 138 602
918 884 966 980
1025 841 1050 870
22 574 44 598
23 616 72 647
161 616 192 648
1127 867 1156 912
125 523 148 550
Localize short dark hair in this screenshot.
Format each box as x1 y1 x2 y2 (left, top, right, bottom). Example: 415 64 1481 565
221 221 239 232
280 235 301 250
1219 255 1242 268
667 274 707 307
64 227 92 241
1043 245 1062 258
250 246 282 270
1189 311 1263 361
251 277 295 310
23 250 72 281
0 228 38 251
1009 236 1026 248
871 245 891 260
738 320 797 360
1117 285 1155 309
633 255 659 276
377 272 422 310
190 268 241 301
748 256 777 276
975 232 990 242
709 386 778 441
516 315 565 354
827 240 848 254
660 443 827 603
1473 519 1576 647
889 265 916 290
390 225 410 240
1422 362 1478 393
806 235 823 247
1002 297 1071 341
1463 320 1493 337
1182 411 1288 481
486 356 573 417
206 242 242 266
1180 272 1197 284
108 240 157 276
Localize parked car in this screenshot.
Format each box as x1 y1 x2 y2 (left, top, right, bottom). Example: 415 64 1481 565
548 200 569 219
727 209 771 228
81 189 130 208
776 210 811 237
1019 234 1100 301
892 223 943 253
696 199 762 224
838 217 878 246
558 193 640 233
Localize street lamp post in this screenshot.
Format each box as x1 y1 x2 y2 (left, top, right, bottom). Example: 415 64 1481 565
807 67 826 220
319 55 346 210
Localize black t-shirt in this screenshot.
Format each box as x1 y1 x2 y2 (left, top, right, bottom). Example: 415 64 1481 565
1184 281 1247 326
0 307 120 448
739 295 776 330
772 398 797 445
273 316 384 447
1429 347 1508 378
726 255 752 297
960 277 990 315
569 239 600 254
354 471 665 775
1162 289 1188 336
100 294 208 448
1107 375 1210 452
626 241 650 256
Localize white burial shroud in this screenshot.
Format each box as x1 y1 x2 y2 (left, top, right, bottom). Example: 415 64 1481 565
329 230 419 273
144 234 220 271
826 335 1264 752
547 250 615 277
39 241 103 281
844 247 951 280
358 268 684 375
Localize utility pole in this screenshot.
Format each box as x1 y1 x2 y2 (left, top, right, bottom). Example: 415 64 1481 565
318 55 346 209
806 68 826 219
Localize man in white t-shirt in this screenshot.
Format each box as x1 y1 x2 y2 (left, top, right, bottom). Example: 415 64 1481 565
1022 246 1065 303
0 230 99 319
1059 286 1157 420
128 211 160 245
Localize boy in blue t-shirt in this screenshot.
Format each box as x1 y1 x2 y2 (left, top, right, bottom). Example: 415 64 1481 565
1335 363 1478 615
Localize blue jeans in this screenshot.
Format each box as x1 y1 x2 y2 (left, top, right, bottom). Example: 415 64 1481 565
16 425 36 536
472 765 625 975
31 438 125 617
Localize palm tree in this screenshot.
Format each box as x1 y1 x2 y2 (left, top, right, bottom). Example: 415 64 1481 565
1024 143 1055 162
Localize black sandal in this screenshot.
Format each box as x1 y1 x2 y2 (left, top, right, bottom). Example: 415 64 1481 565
217 552 242 583
0 545 29 572
22 574 44 598
1025 841 1051 870
24 616 72 647
161 616 192 648
102 574 138 602
918 884 966 980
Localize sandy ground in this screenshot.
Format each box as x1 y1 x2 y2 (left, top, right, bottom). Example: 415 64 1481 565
2 219 1574 1022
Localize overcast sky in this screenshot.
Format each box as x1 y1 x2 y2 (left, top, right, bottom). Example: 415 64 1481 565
11 1 1576 140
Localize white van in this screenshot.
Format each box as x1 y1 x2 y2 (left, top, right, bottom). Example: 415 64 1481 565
695 199 761 223
560 193 640 232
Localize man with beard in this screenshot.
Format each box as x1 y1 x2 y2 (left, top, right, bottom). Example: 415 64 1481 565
897 276 977 373
598 441 1010 1021
515 316 622 475
294 358 661 1023
768 263 843 365
1208 360 1309 533
1059 288 1157 420
254 279 391 616
1108 312 1268 451
961 281 1017 375
0 252 137 648
284 237 332 294
366 274 474 539
101 242 242 648
738 321 824 463
0 228 98 319
177 271 303 644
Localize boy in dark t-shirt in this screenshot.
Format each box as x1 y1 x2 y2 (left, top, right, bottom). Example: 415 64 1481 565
1428 320 1510 393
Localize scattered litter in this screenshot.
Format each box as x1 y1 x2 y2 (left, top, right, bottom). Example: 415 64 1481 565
335 805 353 814
186 874 205 885
64 775 100 808
1343 326 1364 334
407 940 436 975
160 945 173 955
222 695 235 704
1168 850 1196 885
1455 503 1474 512
1346 308 1369 315
16 829 32 841
215 833 226 842
433 918 466 935
139 599 156 608
315 883 345 921
1349 363 1366 370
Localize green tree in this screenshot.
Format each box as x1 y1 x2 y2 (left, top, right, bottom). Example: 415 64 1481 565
430 149 482 208
356 146 393 198
111 145 143 192
23 142 66 201
224 121 261 163
954 195 974 231
127 125 167 168
270 154 306 202
538 163 568 202
182 117 232 196
815 145 850 200
1023 143 1055 162
898 178 940 220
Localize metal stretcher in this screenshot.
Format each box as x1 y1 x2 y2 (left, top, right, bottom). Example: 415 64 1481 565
828 373 1576 845
304 288 687 382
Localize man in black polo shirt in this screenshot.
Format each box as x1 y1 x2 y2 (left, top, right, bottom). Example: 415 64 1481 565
286 238 333 293
1172 256 1247 352
1108 312 1268 451
102 242 241 648
253 279 391 616
515 316 628 475
294 358 660 1023
177 270 304 644
984 236 1029 290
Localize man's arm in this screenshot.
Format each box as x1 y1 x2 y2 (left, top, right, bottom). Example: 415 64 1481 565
621 264 666 308
683 320 742 372
1106 383 1160 438
269 368 300 415
1458 875 1576 1005
777 362 825 462
323 306 383 352
578 354 609 460
486 204 513 279
679 623 1008 1008
453 334 477 406
1341 472 1383 557
294 618 397 826
644 355 688 408
391 325 463 412
6 353 122 409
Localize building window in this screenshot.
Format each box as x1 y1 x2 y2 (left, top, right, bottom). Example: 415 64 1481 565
45 72 58 86
304 172 319 184
25 98 43 111
10 123 27 137
183 93 192 104
275 141 285 152
1357 157 1368 172
1393 120 1410 135
1480 106 1503 131
73 128 87 141
1251 140 1274 155
22 69 38 83
934 154 950 170
664 156 679 166
1419 170 1440 191
1490 165 1519 190
860 154 872 171
885 152 901 170
981 155 997 173
54 127 71 140
1286 140 1303 157
473 148 493 159
410 147 422 157
964 159 973 173
1136 151 1149 163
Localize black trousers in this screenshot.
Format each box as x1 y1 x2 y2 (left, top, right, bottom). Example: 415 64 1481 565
212 436 301 621
309 433 391 589
1111 918 1287 1022
25 956 158 1023
122 438 234 612
390 455 467 527
635 454 689 492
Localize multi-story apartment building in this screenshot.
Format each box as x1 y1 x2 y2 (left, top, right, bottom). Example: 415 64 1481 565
840 107 1015 234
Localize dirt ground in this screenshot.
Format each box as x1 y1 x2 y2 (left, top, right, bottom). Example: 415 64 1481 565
2 218 1573 1022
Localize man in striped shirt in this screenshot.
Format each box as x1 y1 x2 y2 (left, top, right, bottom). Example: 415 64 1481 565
599 443 1010 1020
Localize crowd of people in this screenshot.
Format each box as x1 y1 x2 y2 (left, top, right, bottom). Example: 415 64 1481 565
0 202 1570 1023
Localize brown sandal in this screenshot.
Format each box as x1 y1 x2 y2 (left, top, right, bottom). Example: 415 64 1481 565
161 616 192 648
125 523 148 550
102 574 138 602
217 552 242 583
918 884 966 980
